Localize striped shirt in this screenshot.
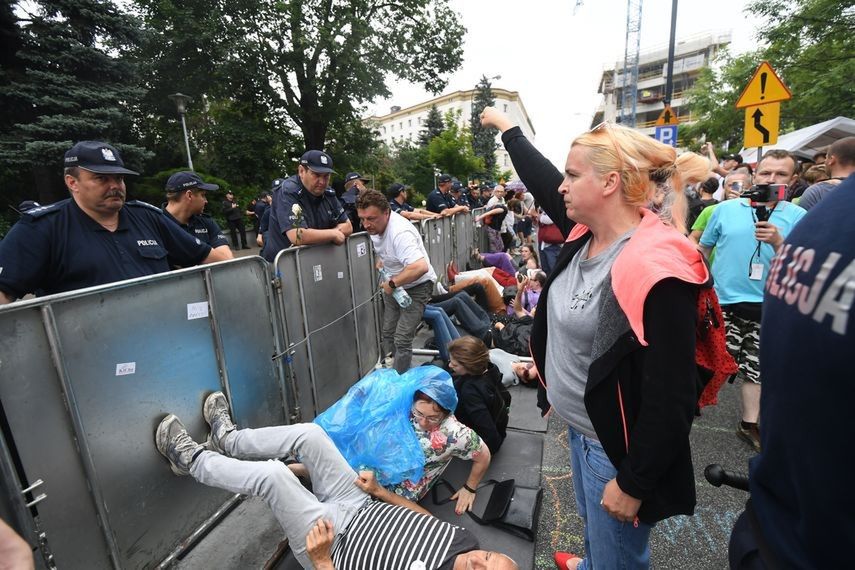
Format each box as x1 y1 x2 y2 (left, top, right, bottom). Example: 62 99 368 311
331 500 478 570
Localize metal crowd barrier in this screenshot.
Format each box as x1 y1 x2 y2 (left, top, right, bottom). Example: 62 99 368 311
470 206 490 255
0 257 285 568
272 233 381 420
0 213 485 568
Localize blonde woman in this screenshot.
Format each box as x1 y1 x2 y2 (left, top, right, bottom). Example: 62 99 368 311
481 107 710 570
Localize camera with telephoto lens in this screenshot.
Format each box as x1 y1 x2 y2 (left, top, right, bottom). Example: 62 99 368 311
741 184 787 222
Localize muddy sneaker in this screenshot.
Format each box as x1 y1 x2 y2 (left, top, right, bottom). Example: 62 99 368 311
203 392 236 454
736 421 761 453
155 414 204 476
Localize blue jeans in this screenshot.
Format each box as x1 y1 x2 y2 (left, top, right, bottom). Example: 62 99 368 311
422 305 460 361
568 425 652 569
431 294 491 339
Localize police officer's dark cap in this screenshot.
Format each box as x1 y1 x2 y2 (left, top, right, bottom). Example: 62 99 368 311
64 141 139 175
437 174 452 184
387 183 408 198
451 181 463 192
271 178 284 189
344 172 368 184
165 171 220 193
299 150 335 174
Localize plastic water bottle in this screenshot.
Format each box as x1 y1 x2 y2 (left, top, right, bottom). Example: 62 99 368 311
379 267 412 308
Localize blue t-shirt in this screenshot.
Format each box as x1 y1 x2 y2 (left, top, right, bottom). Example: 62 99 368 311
699 198 806 304
0 198 212 298
749 173 855 568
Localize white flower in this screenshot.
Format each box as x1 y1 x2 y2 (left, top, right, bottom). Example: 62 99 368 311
421 200 427 207
292 204 302 216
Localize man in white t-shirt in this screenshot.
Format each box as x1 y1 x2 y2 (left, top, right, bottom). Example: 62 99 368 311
357 189 437 373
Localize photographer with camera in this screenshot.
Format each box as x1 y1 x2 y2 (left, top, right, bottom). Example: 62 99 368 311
699 150 806 452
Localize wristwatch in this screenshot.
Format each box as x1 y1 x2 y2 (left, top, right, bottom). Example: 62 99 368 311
388 279 397 289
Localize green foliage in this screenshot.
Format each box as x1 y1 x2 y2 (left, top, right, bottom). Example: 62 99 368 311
418 105 445 147
0 0 151 205
681 50 760 153
427 111 483 181
469 75 498 177
683 0 855 150
389 141 436 197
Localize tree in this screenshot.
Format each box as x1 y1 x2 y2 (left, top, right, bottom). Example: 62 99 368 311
427 111 483 181
230 0 465 150
0 0 149 204
469 75 498 177
683 0 854 150
418 105 445 147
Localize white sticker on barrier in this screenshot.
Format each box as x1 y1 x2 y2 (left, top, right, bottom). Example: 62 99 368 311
187 301 209 320
356 243 367 257
116 362 136 376
313 265 323 282
337 271 344 279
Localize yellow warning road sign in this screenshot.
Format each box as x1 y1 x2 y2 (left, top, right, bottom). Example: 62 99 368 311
735 61 792 109
743 102 780 147
655 105 679 126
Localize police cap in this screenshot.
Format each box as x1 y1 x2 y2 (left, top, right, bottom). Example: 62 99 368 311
64 141 139 175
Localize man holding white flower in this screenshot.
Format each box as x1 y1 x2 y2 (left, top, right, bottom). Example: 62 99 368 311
261 150 352 262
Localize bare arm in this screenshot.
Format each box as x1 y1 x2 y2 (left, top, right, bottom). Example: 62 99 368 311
201 245 234 264
699 244 713 259
0 290 15 305
689 229 703 245
286 228 346 246
337 219 353 237
355 471 432 516
0 518 33 570
450 442 491 514
305 519 336 570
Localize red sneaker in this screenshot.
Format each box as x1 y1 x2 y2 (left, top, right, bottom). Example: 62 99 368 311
554 551 582 570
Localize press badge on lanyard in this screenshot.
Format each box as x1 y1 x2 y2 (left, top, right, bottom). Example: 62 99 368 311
749 263 764 281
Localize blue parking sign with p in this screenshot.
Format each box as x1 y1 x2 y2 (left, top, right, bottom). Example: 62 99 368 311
655 126 678 147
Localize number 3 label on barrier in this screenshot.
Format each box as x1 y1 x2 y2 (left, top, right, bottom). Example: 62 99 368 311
313 265 323 282
356 243 367 257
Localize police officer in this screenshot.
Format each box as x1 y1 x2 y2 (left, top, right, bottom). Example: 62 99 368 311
426 174 469 216
387 183 438 222
163 171 233 265
449 180 471 208
261 150 352 262
0 141 231 304
222 190 250 250
341 172 369 231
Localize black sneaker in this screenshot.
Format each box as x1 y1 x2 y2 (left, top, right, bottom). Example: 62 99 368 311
203 392 236 454
155 414 203 476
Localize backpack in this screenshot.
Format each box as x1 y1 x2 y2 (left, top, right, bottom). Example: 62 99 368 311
490 316 533 356
695 286 739 412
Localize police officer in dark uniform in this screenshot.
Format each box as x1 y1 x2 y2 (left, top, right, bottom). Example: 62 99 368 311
387 183 438 222
0 141 231 304
162 171 233 266
261 150 352 262
222 190 250 250
449 180 471 208
341 172 369 231
426 174 469 216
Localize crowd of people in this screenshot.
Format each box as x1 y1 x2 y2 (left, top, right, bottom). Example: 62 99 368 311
1 113 852 569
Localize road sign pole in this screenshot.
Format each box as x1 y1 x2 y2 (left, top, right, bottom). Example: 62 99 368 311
757 146 763 163
664 0 678 105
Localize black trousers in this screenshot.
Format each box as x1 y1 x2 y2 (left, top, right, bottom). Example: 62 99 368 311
226 218 248 248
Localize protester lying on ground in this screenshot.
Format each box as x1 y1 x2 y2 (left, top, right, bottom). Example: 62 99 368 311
509 274 544 317
448 337 511 454
431 282 493 315
489 348 539 387
156 392 515 569
428 291 493 345
482 105 711 570
422 304 460 364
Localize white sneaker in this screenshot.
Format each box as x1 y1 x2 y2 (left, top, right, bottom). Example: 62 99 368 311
436 282 448 295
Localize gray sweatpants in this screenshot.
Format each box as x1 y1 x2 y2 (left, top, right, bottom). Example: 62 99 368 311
190 423 369 568
381 280 434 373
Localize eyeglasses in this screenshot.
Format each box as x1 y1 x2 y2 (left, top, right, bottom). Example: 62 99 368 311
412 406 444 425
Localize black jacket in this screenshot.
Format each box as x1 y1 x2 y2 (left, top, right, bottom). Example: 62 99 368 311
452 364 508 454
502 126 699 524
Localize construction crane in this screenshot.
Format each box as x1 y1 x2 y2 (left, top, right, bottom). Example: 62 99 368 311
574 0 645 127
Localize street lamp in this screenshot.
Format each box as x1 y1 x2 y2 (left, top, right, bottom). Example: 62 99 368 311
168 92 194 171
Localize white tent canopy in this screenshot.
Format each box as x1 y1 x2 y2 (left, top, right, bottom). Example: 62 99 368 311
739 116 855 164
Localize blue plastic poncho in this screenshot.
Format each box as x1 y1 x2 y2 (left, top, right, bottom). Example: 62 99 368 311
314 365 457 486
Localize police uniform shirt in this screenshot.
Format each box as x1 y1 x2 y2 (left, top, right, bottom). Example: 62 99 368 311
426 189 455 214
163 209 229 249
262 174 348 262
452 193 470 208
389 199 414 214
0 198 212 298
254 201 269 223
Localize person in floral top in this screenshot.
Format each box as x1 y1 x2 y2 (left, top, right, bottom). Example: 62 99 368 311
386 390 492 515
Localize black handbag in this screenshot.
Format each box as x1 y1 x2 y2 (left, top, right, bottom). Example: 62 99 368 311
432 478 543 541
